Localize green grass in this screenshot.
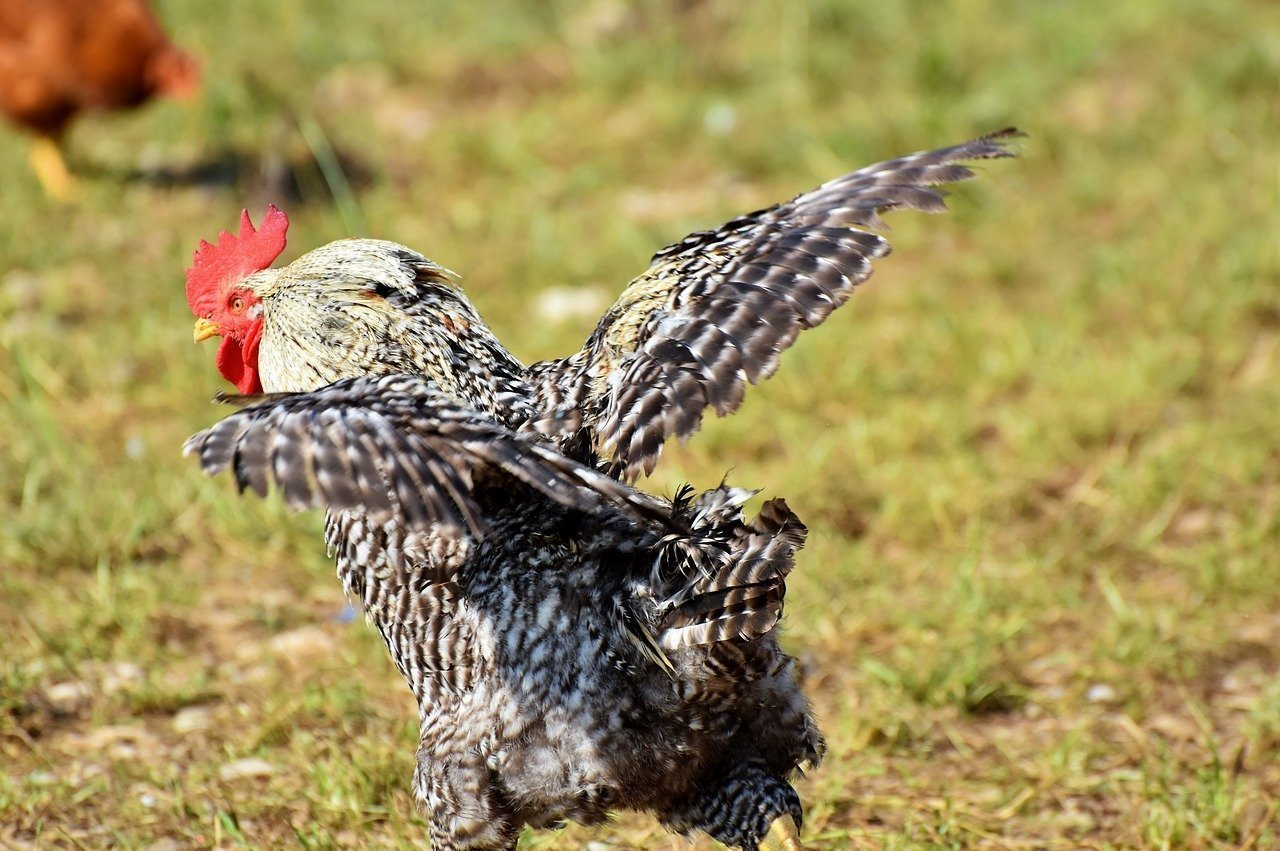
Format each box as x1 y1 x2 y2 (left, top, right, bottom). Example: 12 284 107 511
2 0 1279 847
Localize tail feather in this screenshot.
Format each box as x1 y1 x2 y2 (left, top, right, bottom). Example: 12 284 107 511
666 566 779 619
659 606 780 651
657 496 807 651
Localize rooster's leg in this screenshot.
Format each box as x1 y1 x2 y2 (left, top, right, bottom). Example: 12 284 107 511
762 813 806 851
29 136 78 201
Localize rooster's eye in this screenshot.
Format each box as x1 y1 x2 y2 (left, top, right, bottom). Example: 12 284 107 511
230 296 246 313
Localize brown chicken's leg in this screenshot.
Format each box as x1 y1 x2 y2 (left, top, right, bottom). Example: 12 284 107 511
762 813 806 851
29 135 78 201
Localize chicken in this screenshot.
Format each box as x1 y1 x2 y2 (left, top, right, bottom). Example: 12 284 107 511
0 0 199 199
183 130 1018 850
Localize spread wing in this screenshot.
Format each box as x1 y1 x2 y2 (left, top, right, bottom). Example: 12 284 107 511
184 374 674 537
527 129 1019 480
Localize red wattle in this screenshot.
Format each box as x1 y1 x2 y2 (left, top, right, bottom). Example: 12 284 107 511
242 320 263 393
214 320 264 395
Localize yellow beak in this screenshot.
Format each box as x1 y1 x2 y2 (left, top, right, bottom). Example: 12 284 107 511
193 317 221 342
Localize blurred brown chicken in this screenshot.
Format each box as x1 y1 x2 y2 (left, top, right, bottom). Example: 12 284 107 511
0 0 200 199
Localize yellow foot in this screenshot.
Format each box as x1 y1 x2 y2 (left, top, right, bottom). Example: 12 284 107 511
762 813 806 851
29 136 78 201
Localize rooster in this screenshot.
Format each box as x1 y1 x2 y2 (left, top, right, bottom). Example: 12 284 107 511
0 0 200 199
184 130 1017 850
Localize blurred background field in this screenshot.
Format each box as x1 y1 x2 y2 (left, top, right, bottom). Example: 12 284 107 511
2 0 1278 847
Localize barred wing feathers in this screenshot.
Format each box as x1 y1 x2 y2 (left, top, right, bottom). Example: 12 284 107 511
529 129 1019 480
184 374 673 536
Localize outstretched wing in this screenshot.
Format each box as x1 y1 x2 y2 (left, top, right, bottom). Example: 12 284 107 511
527 129 1019 480
184 374 674 536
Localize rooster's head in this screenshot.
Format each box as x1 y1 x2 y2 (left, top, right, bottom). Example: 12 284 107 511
186 206 288 395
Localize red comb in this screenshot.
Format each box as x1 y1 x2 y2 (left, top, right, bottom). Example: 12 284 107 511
185 206 288 315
